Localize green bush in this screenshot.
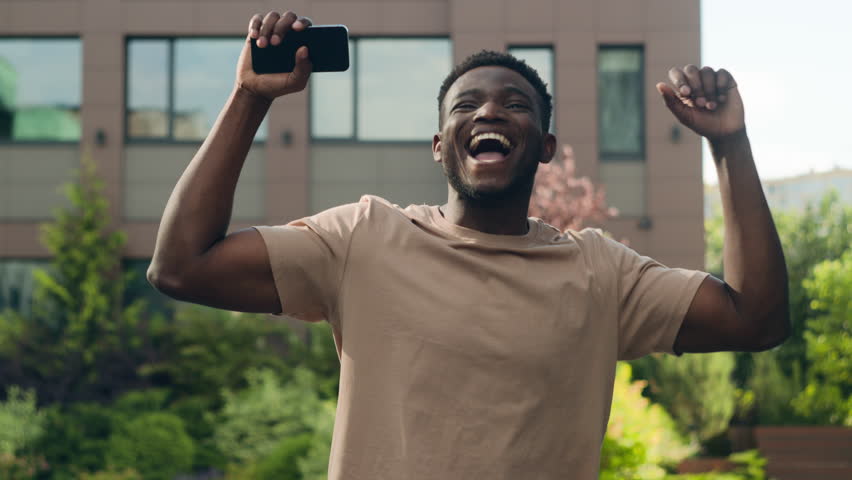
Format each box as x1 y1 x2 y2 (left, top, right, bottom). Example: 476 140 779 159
297 399 337 480
36 403 115 478
254 433 315 480
632 352 736 446
105 412 194 480
213 367 322 465
792 249 852 425
0 386 44 456
603 363 697 479
79 468 142 480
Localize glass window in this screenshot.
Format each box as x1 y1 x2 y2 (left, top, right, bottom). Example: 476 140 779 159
310 38 452 141
508 46 555 133
0 260 51 317
311 40 354 138
128 39 169 138
126 38 268 142
598 47 644 159
0 38 81 142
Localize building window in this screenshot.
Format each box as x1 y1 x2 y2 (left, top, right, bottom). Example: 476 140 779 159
0 38 81 142
126 37 268 142
0 259 51 317
507 46 555 133
598 46 644 159
310 38 452 141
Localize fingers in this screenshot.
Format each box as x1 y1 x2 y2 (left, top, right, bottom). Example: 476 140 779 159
665 65 737 111
248 14 262 39
289 46 313 89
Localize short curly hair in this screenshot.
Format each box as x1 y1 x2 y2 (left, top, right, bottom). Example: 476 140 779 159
437 50 552 132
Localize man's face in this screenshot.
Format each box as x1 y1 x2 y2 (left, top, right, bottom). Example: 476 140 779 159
433 66 555 202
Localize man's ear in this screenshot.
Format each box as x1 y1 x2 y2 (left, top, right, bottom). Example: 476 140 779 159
432 132 442 163
541 133 557 164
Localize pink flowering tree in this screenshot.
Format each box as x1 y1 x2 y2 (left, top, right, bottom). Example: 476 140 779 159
529 144 619 232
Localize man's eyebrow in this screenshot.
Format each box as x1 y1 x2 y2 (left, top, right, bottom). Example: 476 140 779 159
453 86 534 103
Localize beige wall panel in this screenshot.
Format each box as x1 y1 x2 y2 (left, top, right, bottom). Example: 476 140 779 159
83 0 122 33
194 1 267 34
380 1 449 35
7 1 82 34
83 32 124 69
506 31 556 45
124 145 264 183
647 178 703 217
645 0 700 30
267 145 309 183
601 176 646 217
123 1 196 33
0 224 48 257
450 0 504 34
597 0 647 34
556 31 596 66
266 181 309 223
646 31 701 67
558 101 597 144
310 145 380 182
596 31 645 44
6 184 72 220
600 161 647 217
562 141 598 180
505 0 555 33
309 2 382 34
555 0 597 32
82 68 123 107
124 180 263 220
556 64 595 102
0 2 10 30
378 182 446 207
452 32 504 60
646 141 703 179
377 144 442 183
310 182 379 214
4 147 79 183
649 217 704 255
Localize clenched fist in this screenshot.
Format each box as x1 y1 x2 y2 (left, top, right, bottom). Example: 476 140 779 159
657 65 745 141
235 11 314 101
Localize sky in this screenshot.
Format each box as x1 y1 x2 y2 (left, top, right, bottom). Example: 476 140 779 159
700 0 852 184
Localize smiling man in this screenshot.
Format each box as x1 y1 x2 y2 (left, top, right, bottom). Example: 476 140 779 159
148 10 791 480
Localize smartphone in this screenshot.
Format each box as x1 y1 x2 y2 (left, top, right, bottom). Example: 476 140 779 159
251 24 349 74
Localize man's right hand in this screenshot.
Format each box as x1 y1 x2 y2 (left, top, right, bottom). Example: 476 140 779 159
235 11 314 101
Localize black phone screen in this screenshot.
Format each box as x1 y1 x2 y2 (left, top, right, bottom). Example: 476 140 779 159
250 24 349 74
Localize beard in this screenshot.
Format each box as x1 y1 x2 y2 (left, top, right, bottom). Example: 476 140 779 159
443 142 543 204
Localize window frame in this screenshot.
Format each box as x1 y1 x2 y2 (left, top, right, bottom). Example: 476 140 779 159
0 35 82 145
309 35 452 145
597 44 646 162
124 35 267 145
507 44 556 134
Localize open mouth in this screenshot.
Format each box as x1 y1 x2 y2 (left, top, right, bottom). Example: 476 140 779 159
467 132 514 164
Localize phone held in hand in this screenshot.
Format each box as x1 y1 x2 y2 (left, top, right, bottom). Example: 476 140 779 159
251 24 350 74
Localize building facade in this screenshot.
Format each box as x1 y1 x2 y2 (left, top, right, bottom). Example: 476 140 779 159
1 0 704 312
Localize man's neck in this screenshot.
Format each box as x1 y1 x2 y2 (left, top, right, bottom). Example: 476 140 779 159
440 189 531 236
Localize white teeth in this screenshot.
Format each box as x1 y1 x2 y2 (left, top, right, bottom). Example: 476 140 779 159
469 132 512 152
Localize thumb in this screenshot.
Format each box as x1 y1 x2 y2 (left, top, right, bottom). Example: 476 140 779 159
656 82 691 124
290 46 313 88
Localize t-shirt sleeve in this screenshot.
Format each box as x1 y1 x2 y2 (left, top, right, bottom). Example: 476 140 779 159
251 200 367 325
592 230 709 360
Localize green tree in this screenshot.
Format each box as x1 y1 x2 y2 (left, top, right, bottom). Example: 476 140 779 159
0 386 44 456
105 412 194 480
0 153 150 404
792 249 852 425
632 353 736 446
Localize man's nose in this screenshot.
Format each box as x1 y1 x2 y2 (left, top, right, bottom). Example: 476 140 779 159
473 101 506 122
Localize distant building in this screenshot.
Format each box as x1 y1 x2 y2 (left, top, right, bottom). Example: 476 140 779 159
705 167 852 218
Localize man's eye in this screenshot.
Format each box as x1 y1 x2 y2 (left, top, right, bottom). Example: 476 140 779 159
454 103 476 110
508 103 528 110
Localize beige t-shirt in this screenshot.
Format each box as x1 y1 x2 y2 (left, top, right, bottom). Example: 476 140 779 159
253 194 708 480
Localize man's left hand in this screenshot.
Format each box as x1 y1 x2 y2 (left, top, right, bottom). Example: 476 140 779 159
657 65 745 141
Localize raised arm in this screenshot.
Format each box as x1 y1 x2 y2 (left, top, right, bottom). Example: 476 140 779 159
147 11 313 313
656 66 790 353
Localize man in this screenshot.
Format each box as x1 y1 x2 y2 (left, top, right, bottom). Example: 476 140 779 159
148 10 790 480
